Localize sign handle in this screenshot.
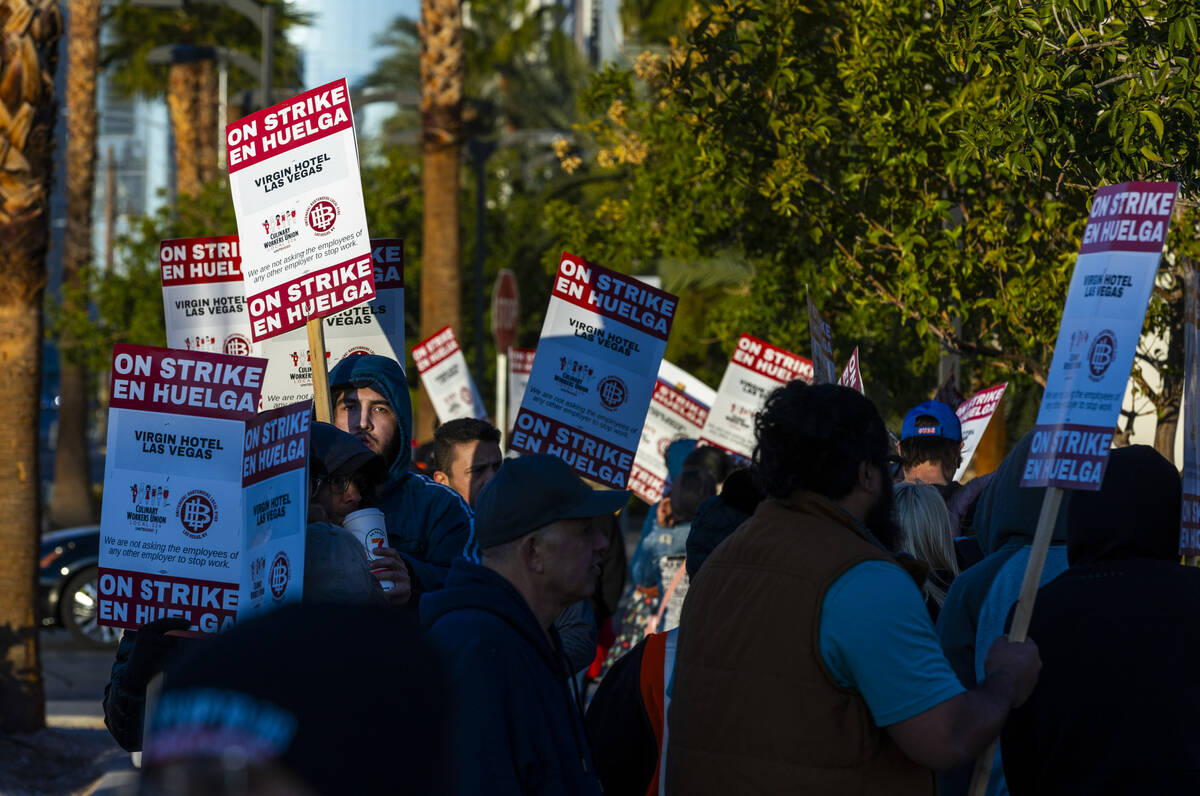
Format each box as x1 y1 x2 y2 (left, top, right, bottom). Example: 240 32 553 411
307 318 332 423
967 485 1065 796
496 351 508 451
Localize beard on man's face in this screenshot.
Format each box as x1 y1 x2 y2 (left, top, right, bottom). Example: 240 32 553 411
865 465 900 551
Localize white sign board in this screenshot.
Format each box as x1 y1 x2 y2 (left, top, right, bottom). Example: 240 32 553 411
629 380 711 504
808 294 837 384
508 347 535 435
953 383 1007 482
1022 181 1178 490
226 78 375 341
509 252 678 489
698 334 813 463
838 347 864 394
97 345 308 636
412 326 488 424
657 359 717 409
161 236 406 409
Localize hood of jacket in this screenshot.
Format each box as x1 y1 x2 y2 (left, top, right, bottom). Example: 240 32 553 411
972 431 1071 556
420 559 560 670
328 354 412 483
1067 444 1181 566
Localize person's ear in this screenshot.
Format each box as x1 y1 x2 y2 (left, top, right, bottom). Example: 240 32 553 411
858 460 878 493
657 497 674 528
433 470 451 487
521 533 545 575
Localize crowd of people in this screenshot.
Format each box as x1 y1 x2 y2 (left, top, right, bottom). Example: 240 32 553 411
101 353 1196 794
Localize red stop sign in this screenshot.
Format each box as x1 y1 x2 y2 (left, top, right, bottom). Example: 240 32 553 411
491 269 520 353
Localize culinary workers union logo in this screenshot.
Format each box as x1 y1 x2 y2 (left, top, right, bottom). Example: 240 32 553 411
1087 329 1118 382
223 334 251 356
598 375 628 411
269 552 291 600
306 196 339 235
177 490 217 538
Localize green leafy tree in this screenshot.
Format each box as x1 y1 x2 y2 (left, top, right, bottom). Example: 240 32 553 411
551 0 1200 447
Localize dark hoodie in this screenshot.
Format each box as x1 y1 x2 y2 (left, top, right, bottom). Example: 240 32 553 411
935 431 1070 796
1002 445 1200 795
327 354 473 592
421 559 602 796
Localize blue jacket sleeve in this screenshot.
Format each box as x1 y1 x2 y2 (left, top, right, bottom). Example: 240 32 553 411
397 477 474 593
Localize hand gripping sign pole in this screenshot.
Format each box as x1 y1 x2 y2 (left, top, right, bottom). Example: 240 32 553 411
967 181 1179 796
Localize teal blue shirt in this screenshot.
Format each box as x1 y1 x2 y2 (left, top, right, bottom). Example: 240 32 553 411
819 560 965 726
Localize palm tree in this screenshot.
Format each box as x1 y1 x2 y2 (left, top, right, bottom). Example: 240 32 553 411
49 0 102 530
0 0 61 734
103 0 307 197
417 0 465 442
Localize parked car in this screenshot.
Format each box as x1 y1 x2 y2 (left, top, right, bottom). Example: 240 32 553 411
38 525 120 648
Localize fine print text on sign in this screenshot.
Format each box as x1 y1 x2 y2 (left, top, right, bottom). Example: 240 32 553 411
412 326 488 424
698 334 813 463
953 383 1007 482
629 380 711 504
1022 181 1179 490
226 79 374 340
509 252 678 489
98 345 306 636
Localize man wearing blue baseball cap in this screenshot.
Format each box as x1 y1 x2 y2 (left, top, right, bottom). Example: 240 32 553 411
421 454 624 796
898 401 964 492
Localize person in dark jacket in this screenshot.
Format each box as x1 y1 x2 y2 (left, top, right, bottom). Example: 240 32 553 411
328 354 473 593
1001 445 1200 794
420 454 626 796
586 467 764 796
935 431 1070 796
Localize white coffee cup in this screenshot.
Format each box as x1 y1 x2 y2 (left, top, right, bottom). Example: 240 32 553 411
341 508 392 591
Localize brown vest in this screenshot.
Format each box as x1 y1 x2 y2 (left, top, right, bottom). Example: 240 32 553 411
664 492 933 795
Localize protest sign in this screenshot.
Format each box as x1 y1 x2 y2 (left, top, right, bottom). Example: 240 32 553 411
226 78 374 342
507 347 535 435
509 252 678 489
160 237 254 356
1181 264 1200 556
629 380 711 504
969 180 1179 796
698 334 813 463
657 359 717 408
953 383 1007 482
258 239 405 408
97 345 308 635
838 347 864 394
807 293 837 384
161 236 405 409
412 326 488 424
1021 182 1178 490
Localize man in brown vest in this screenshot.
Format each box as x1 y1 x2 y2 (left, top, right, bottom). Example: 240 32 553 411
666 382 1041 794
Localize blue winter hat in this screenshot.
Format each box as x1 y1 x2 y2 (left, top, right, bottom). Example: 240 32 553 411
900 400 962 442
473 455 631 549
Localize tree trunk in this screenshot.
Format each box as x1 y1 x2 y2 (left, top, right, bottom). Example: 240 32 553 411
1156 257 1190 464
0 0 62 734
418 0 464 443
50 0 100 529
166 60 217 197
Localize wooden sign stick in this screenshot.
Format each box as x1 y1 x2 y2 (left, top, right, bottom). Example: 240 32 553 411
967 485 1065 796
307 318 332 423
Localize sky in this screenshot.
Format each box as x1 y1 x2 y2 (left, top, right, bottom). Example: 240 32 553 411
291 0 418 89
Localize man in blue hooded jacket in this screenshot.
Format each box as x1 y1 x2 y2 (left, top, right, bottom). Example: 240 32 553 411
422 454 623 795
328 354 473 593
935 431 1070 796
